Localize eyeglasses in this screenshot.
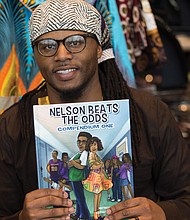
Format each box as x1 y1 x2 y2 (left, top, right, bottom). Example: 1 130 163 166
32 33 97 57
77 140 87 145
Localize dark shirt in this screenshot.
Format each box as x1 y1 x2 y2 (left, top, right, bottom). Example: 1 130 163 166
0 86 190 219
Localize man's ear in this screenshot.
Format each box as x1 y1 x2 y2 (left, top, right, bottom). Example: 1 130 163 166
97 45 102 59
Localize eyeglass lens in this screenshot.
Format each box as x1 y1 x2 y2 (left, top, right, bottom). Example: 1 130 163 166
37 35 87 56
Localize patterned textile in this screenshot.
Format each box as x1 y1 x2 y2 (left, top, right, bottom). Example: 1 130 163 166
115 0 167 87
116 0 147 63
134 0 167 85
29 0 102 44
100 0 136 87
83 152 112 194
0 0 44 112
0 0 43 96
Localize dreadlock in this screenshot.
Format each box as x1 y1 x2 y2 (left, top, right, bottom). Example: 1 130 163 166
98 58 141 166
19 80 47 141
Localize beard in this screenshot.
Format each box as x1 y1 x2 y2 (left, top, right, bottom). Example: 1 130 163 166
51 74 94 102
59 83 87 101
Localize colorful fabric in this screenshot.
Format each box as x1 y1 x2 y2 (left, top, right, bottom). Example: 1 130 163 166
0 0 44 96
115 0 166 86
102 0 136 87
116 0 147 63
83 152 112 194
0 0 44 112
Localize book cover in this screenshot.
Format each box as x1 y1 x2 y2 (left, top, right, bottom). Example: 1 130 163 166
33 99 134 219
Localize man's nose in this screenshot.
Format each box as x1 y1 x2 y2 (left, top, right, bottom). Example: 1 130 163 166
54 43 73 61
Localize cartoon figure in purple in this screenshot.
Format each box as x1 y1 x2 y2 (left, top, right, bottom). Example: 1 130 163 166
46 150 62 184
60 152 70 185
118 153 134 200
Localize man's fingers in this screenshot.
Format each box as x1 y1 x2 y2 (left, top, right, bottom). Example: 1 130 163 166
36 196 73 208
25 188 68 200
106 198 141 214
105 206 140 220
105 198 146 220
24 188 72 210
105 197 166 220
25 206 75 219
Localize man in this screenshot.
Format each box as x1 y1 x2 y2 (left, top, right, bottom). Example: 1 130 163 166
68 132 92 220
0 0 189 219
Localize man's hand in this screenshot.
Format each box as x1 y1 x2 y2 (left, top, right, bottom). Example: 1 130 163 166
104 197 166 220
19 188 74 220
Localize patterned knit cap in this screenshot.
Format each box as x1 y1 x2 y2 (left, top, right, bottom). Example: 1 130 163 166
29 0 114 62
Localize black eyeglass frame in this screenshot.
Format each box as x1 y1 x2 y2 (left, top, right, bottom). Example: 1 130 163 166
32 33 98 57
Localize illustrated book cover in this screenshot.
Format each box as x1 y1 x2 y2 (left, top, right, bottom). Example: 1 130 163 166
33 99 134 219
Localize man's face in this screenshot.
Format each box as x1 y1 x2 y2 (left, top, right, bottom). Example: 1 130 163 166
77 136 88 152
33 30 102 100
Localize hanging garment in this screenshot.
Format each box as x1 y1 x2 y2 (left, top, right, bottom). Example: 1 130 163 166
115 0 167 89
96 0 136 87
134 0 167 88
0 0 45 113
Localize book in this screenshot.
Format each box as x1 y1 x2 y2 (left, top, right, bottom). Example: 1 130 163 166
33 99 134 219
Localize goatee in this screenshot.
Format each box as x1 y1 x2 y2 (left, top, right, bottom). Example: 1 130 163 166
59 84 87 102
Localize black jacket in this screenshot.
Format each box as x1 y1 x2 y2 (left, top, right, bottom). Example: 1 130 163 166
0 85 190 219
